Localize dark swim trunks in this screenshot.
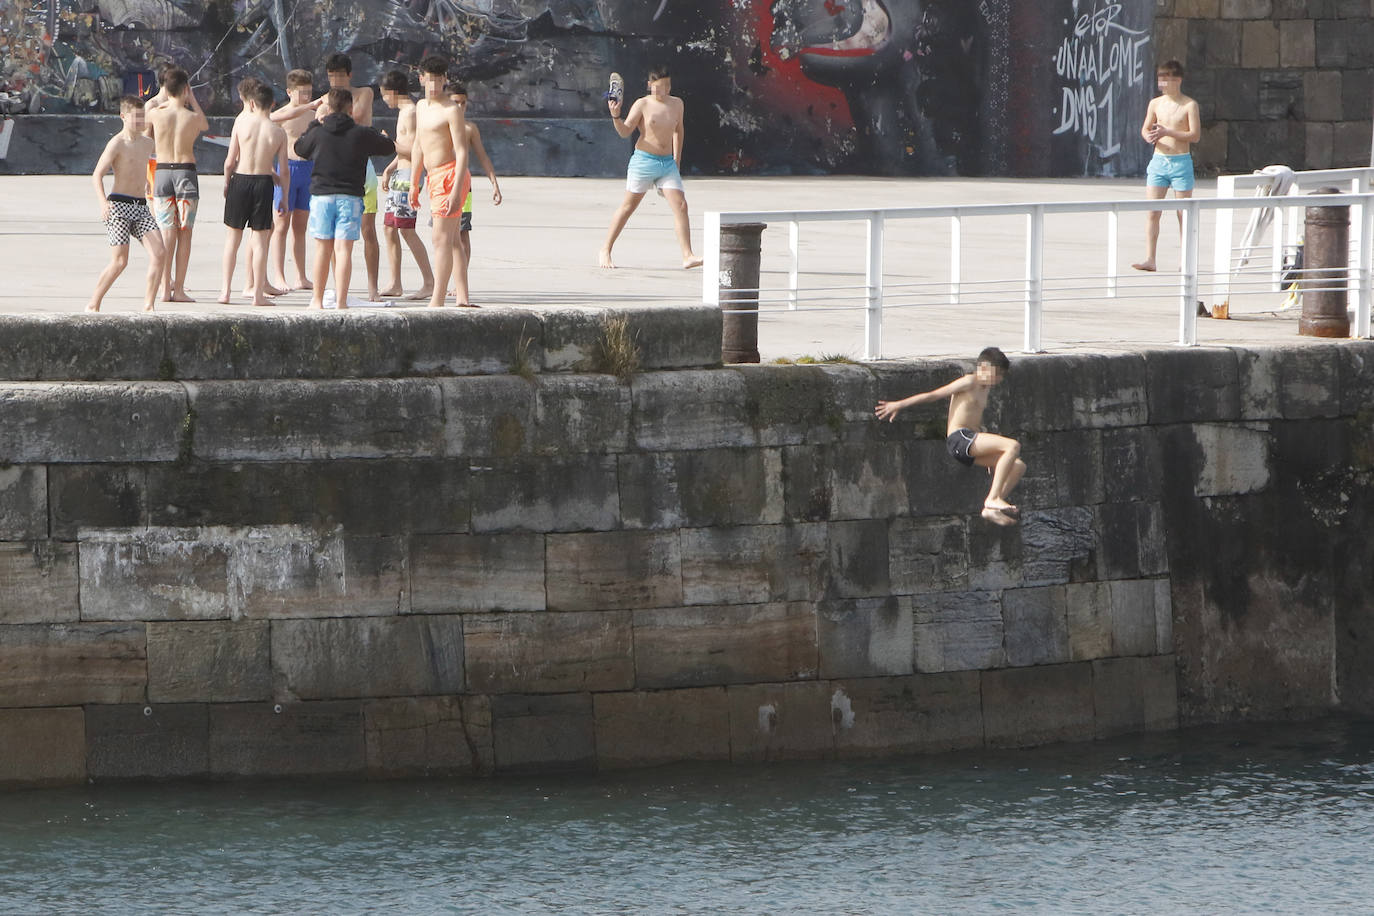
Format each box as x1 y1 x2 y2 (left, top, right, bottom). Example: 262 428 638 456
946 428 977 467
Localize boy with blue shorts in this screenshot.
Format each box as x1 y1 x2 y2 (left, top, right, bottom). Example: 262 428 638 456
1132 60 1201 273
269 69 321 291
294 88 395 309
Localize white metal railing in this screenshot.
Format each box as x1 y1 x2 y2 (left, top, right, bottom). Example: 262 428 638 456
704 185 1374 359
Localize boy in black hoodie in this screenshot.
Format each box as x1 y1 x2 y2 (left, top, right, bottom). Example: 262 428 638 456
295 87 395 309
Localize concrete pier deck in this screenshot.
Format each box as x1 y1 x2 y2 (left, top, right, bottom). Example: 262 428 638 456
0 174 1343 361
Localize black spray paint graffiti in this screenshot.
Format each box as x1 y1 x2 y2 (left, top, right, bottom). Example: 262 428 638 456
1051 0 1151 167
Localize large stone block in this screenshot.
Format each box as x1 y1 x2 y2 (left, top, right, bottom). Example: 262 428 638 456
410 533 546 612
913 590 1004 673
734 364 850 447
1241 20 1280 69
1237 346 1342 421
85 704 209 780
631 370 756 451
464 610 633 694
982 662 1095 748
539 307 721 374
186 379 445 460
782 443 832 521
888 516 969 595
0 382 186 463
0 541 79 624
47 465 147 538
0 623 145 706
531 374 632 455
400 308 543 377
965 517 1024 590
1191 423 1272 497
162 312 414 381
147 620 272 703
0 315 166 381
363 695 493 778
1220 0 1267 16
1337 342 1374 417
829 672 983 757
680 524 826 605
1020 507 1096 585
727 680 836 762
272 616 464 700
818 595 913 678
1067 581 1113 661
0 466 45 540
982 354 1075 434
827 519 890 598
1144 348 1241 424
634 602 818 688
0 708 85 785
545 530 682 611
490 693 595 773
1102 426 1164 503
1031 429 1105 509
1110 579 1165 657
439 375 535 459
1095 501 1168 580
208 701 365 777
470 455 619 533
829 442 908 520
905 438 989 517
1093 655 1180 738
593 687 731 768
1214 69 1259 121
1002 585 1070 667
1302 70 1342 122
618 448 784 529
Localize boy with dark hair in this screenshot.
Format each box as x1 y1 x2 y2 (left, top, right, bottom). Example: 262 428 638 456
408 56 470 308
1132 60 1201 273
379 68 435 300
599 65 702 270
295 87 395 309
448 82 503 303
146 65 208 301
324 53 382 300
219 82 289 306
89 96 167 312
268 68 321 290
874 346 1025 526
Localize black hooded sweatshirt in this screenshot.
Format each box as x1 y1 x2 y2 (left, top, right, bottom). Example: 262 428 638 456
293 112 395 198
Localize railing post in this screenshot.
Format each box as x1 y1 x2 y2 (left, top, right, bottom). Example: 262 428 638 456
702 211 721 306
865 213 885 360
1024 205 1044 353
1360 192 1373 338
1213 174 1235 310
788 220 800 310
1180 199 1200 345
1106 208 1118 299
949 215 961 304
1271 205 1285 291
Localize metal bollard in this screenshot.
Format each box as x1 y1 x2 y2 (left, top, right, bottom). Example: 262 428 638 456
719 222 767 364
1300 187 1351 338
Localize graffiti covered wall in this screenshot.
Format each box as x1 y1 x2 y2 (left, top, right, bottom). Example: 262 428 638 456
0 0 1154 177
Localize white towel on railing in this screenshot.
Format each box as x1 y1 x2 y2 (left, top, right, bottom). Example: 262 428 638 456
1234 164 1295 270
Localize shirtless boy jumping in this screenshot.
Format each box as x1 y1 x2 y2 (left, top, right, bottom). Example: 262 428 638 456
408 55 470 309
1132 60 1201 273
145 66 208 301
88 96 167 312
874 347 1025 527
599 66 702 270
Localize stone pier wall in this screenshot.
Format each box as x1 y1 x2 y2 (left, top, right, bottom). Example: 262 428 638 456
0 312 1370 785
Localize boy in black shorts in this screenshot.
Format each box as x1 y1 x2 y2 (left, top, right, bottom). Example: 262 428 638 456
219 83 290 306
874 347 1025 526
89 95 167 312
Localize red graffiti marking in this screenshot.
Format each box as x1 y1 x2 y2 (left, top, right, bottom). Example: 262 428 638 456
823 0 846 15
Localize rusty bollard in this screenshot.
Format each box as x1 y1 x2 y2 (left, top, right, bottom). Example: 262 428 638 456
719 222 767 364
1301 187 1351 338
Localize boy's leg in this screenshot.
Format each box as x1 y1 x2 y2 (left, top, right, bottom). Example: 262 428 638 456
249 228 274 306
1132 185 1169 272
291 210 312 289
269 211 291 289
333 238 354 309
361 215 379 300
170 222 196 301
969 432 1025 516
599 191 646 268
661 188 703 269
400 228 434 300
139 230 167 312
429 217 458 309
88 246 131 312
451 229 470 304
308 238 332 308
218 227 244 303
381 222 403 296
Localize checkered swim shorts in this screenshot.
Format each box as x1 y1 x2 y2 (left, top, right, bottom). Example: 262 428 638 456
105 194 159 247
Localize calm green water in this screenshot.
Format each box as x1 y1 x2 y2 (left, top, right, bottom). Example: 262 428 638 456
3 718 1373 914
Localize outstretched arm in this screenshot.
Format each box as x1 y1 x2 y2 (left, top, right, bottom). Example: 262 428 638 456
875 376 973 422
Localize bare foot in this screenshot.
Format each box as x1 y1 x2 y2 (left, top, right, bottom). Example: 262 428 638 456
1131 260 1156 272
428 301 445 308
269 277 290 291
293 279 313 291
378 286 403 298
456 302 480 308
985 498 1019 517
165 291 196 303
308 300 325 309
404 288 432 301
683 255 704 269
143 303 156 312
216 292 232 304
86 303 100 312
598 248 616 269
981 506 1017 527
251 299 274 307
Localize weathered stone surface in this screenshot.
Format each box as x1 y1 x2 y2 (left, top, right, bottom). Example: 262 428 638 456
1214 69 1259 121
828 519 890 598
983 353 1075 434
1067 581 1113 661
870 361 966 438
727 681 835 762
363 695 492 777
1093 655 1180 738
411 533 546 612
904 438 989 517
829 442 908 520
829 672 983 756
1220 0 1269 18
272 616 464 700
631 370 755 451
0 315 166 381
1333 120 1373 167
635 602 817 688
147 620 271 703
85 704 209 779
0 623 145 706
545 530 682 611
0 382 186 463
1020 507 1095 585
818 596 912 678
888 516 968 595
1190 423 1271 497
401 308 543 377
965 517 1023 590
1237 346 1342 421
0 708 85 785
1306 122 1334 170
734 364 855 447
913 590 1003 673
679 524 826 605
782 443 832 521
1096 501 1167 580
1102 426 1164 503
1110 579 1165 657
1241 20 1280 69
982 662 1095 748
1156 579 1174 655
1337 342 1374 418
1144 348 1241 424
0 541 79 624
490 693 595 773
1002 585 1070 667
186 379 445 460
1302 70 1342 122
539 306 721 374
208 701 365 777
162 312 413 381
464 611 633 694
0 466 45 540
47 465 147 538
618 448 784 529
470 455 619 533
594 687 730 768
1034 429 1106 508
439 375 535 458
531 374 632 454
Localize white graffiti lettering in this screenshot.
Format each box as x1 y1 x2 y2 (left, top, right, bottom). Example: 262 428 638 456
1051 0 1150 159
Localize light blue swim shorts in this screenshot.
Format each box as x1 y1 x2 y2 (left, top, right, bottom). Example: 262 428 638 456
1145 152 1195 192
626 149 684 194
308 194 363 241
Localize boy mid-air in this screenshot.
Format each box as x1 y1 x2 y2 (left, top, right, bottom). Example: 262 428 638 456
1131 59 1201 273
88 96 167 312
598 66 702 270
874 347 1025 527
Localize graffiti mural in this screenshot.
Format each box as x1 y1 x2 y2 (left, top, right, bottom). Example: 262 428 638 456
0 0 1153 177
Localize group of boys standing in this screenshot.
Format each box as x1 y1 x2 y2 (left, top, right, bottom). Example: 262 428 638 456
89 54 501 313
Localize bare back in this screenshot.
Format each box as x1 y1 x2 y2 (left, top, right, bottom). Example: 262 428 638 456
233 114 286 175
148 99 205 162
104 131 156 197
629 95 683 157
1145 93 1198 155
414 97 466 167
